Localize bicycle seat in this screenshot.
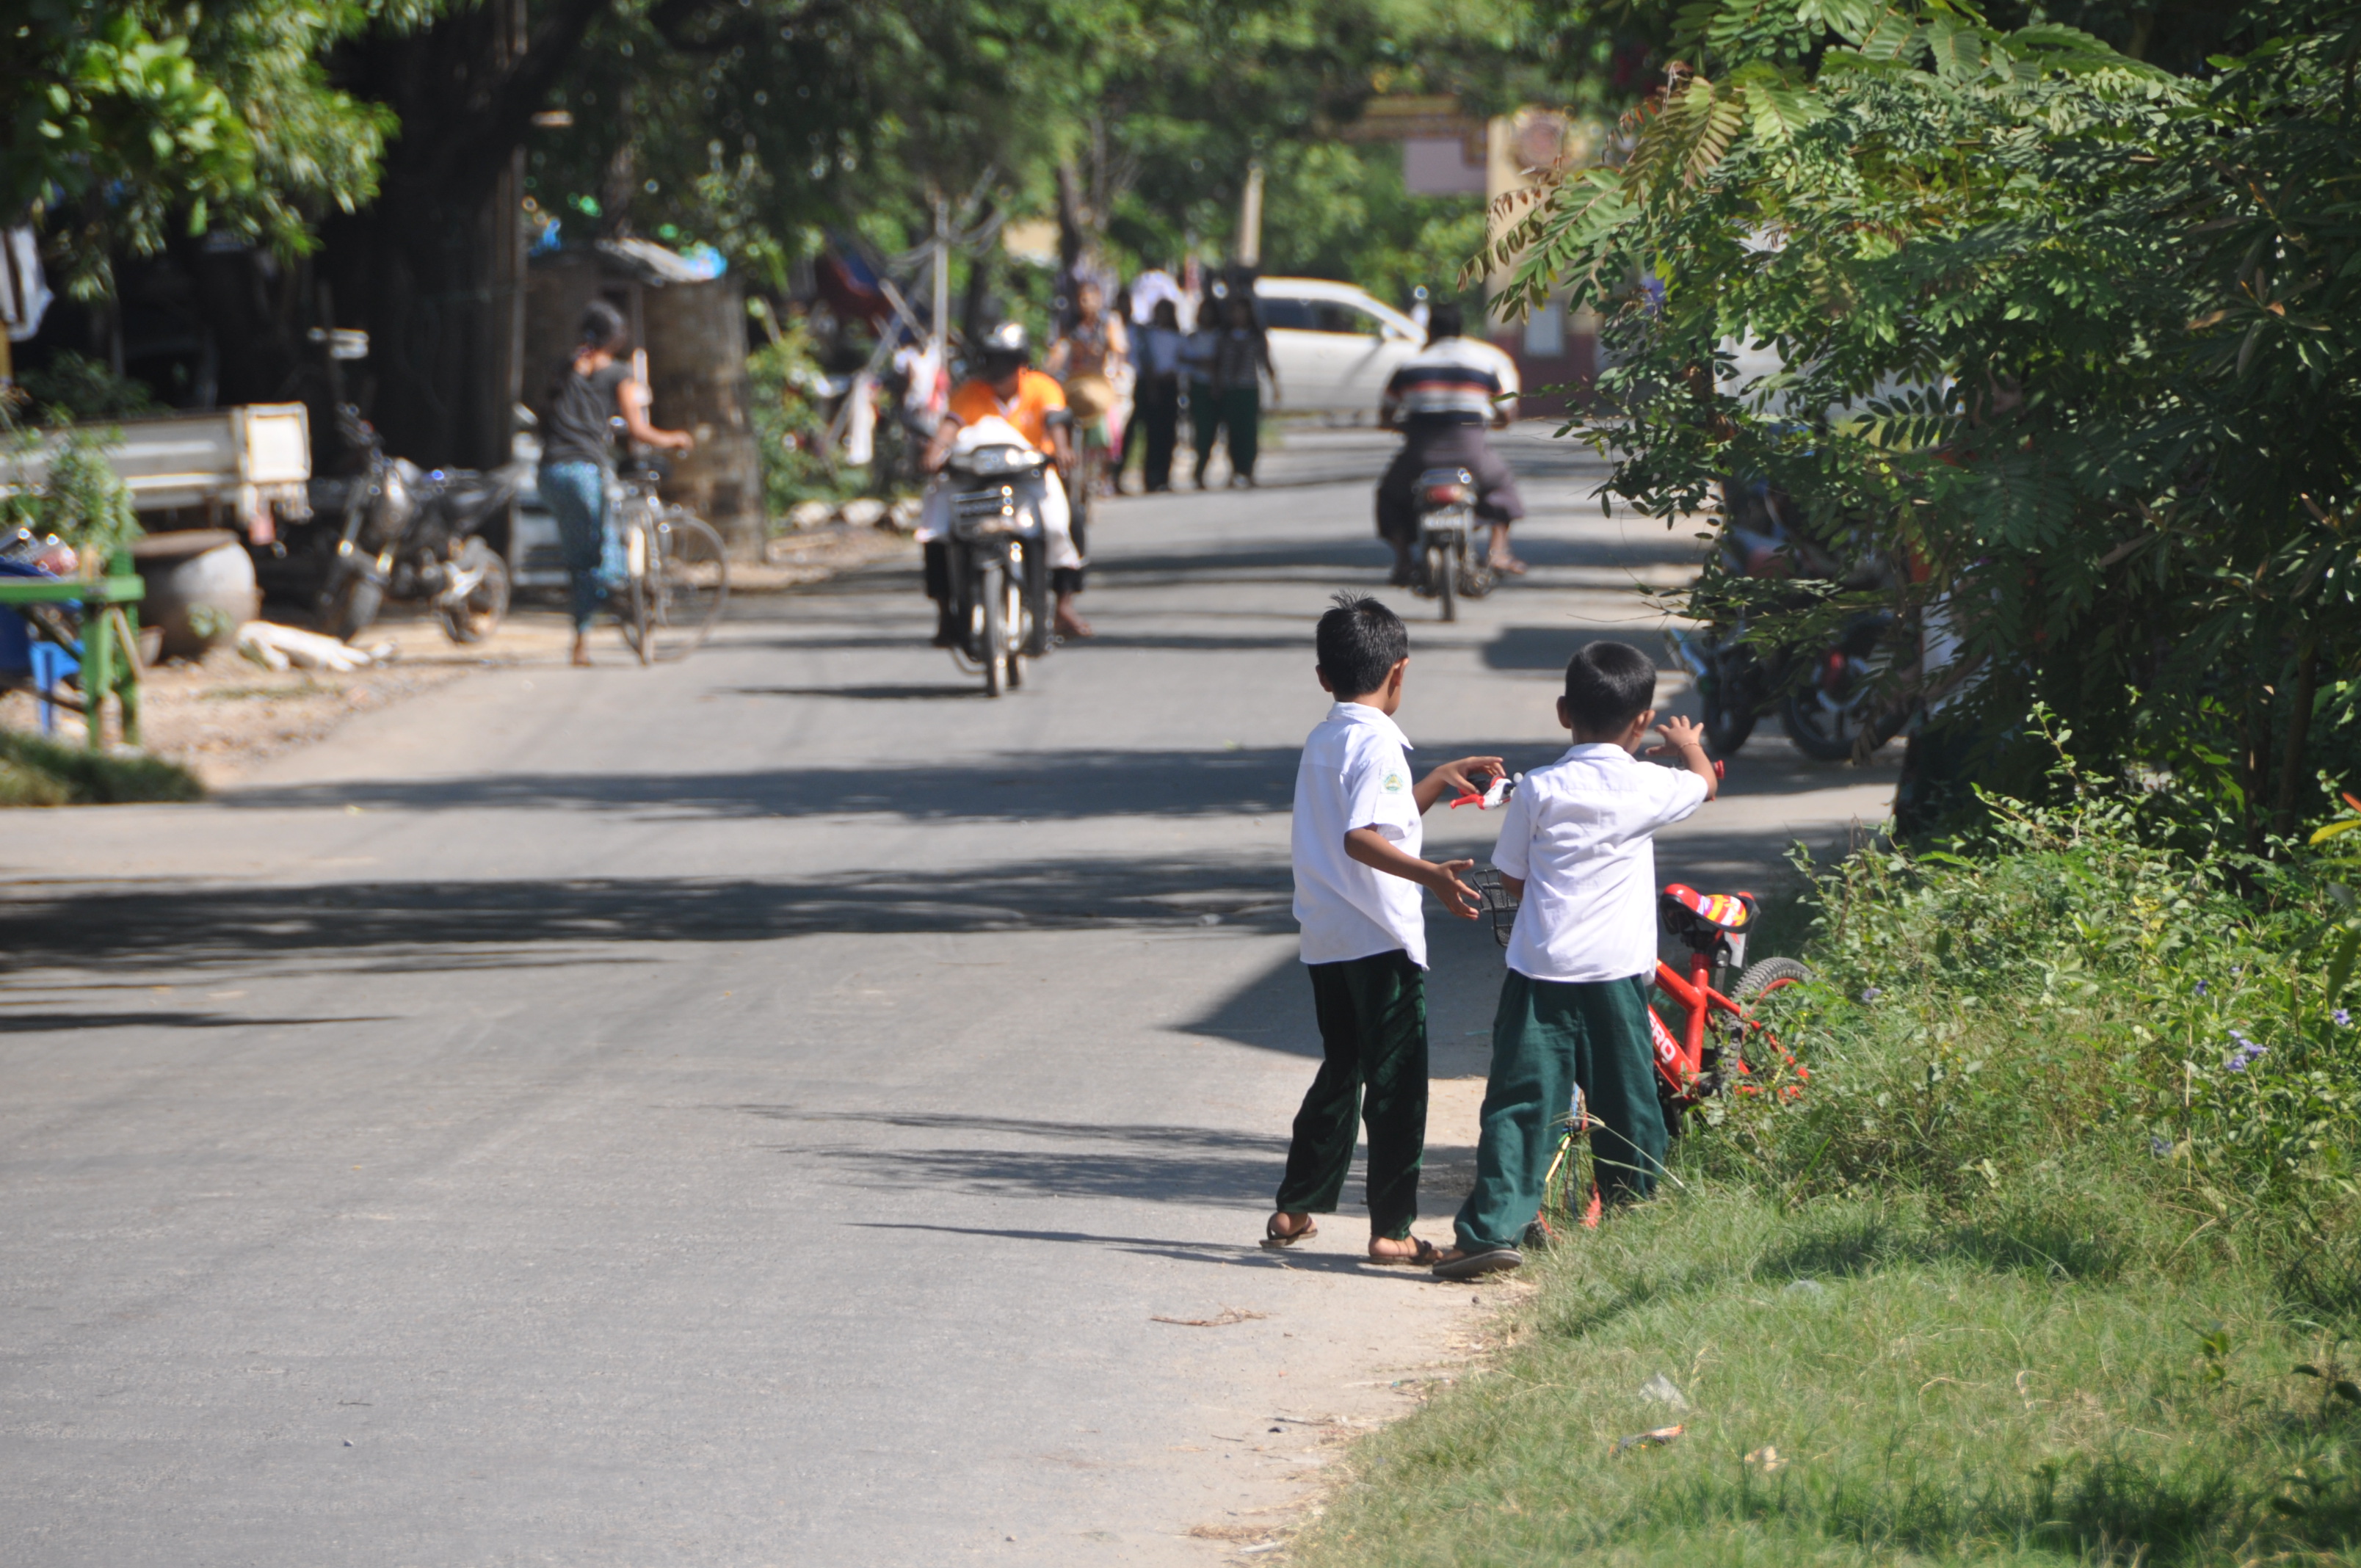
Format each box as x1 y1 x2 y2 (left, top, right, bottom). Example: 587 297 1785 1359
1658 883 1758 942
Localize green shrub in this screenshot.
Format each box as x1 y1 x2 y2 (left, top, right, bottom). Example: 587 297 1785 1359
1707 737 2361 1277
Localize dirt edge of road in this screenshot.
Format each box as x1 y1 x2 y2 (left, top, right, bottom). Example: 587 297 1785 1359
0 526 913 791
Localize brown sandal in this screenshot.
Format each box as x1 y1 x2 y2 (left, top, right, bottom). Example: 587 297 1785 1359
1261 1216 1318 1249
1366 1238 1443 1267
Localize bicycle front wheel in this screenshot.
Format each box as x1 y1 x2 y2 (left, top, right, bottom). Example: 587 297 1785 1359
1532 1116 1597 1245
640 510 730 663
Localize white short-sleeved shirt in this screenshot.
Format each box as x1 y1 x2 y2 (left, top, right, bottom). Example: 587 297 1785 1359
1292 703 1426 968
1492 744 1709 983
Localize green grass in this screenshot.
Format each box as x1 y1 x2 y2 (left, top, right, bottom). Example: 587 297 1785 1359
1296 776 2361 1564
1300 1173 2361 1566
0 730 203 805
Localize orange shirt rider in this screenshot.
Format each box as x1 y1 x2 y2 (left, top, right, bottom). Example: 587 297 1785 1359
945 368 1070 460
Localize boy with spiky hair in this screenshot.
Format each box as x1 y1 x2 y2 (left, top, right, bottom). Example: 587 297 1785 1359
1263 594 1501 1264
1434 640 1718 1280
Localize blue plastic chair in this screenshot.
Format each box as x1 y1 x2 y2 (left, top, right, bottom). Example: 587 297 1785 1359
0 559 81 736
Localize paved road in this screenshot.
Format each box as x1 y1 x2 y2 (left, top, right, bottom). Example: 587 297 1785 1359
0 427 1895 1565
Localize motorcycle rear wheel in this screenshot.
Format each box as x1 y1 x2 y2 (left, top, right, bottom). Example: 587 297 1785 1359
1702 677 1758 755
1429 542 1456 621
322 570 383 642
438 538 510 644
1781 686 1865 761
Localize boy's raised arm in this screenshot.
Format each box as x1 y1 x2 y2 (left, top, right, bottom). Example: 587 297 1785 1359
1652 715 1719 800
1413 755 1504 813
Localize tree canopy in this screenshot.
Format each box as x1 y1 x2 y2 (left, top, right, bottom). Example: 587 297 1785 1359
0 0 416 296
1493 0 2361 842
521 0 1564 293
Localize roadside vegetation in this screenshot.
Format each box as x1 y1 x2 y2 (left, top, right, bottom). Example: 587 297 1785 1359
1298 4 2361 1554
0 730 203 806
1300 747 2361 1565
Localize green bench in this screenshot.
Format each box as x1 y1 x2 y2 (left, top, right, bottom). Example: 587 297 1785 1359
0 553 146 749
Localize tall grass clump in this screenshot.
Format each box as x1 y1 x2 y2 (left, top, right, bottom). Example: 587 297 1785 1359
0 730 203 806
1296 740 2361 1567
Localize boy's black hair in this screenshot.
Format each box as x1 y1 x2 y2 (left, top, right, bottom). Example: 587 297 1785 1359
1316 592 1410 699
1426 301 1464 340
1563 640 1657 733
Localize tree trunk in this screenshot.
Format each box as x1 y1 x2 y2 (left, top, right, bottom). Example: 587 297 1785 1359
959 224 997 345
2273 640 2321 843
2242 680 2274 857
318 0 608 469
1054 156 1090 298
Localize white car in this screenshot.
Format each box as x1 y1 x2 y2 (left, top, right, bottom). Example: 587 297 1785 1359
1251 277 1426 419
1247 278 1520 420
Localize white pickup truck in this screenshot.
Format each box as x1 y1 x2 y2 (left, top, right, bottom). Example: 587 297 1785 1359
7 403 313 543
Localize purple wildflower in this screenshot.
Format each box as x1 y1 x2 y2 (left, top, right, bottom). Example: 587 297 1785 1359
1860 987 1882 1003
2151 1136 2174 1158
2195 980 2209 997
2336 1009 2352 1028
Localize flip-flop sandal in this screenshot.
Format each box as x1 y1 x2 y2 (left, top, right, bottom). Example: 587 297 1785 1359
1366 1238 1444 1267
1489 554 1529 577
1261 1218 1318 1249
1430 1246 1523 1280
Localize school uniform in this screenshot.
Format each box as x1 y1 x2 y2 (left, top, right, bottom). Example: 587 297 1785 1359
1454 743 1708 1250
1279 703 1431 1239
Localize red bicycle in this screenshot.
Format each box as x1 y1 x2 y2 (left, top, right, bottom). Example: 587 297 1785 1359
1468 872 1813 1238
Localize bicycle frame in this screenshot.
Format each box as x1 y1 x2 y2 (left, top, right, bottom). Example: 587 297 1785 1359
1650 946 1803 1105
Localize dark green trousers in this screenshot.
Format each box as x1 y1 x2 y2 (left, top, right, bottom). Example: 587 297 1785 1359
1274 950 1429 1238
1454 970 1667 1252
1189 383 1261 481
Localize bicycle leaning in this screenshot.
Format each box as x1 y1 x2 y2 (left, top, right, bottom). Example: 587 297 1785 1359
1468 860 1813 1241
611 463 729 665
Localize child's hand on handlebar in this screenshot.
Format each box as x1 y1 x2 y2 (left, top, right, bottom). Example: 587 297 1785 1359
1418 754 1505 812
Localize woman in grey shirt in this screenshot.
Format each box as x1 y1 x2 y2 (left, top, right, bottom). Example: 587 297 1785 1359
537 302 694 666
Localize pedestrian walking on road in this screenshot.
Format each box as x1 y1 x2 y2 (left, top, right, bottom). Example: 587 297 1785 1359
1264 594 1501 1264
1189 291 1277 489
1128 299 1186 493
1432 642 1719 1281
537 300 694 667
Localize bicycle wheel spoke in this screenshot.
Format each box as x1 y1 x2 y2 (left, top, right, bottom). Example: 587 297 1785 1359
645 511 730 661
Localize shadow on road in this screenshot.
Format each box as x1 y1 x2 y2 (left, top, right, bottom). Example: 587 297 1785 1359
0 858 1301 977
849 1222 1431 1277
218 725 1881 821
743 1109 1288 1210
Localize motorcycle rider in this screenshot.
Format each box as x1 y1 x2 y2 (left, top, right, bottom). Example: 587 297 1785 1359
1374 302 1526 584
919 322 1092 641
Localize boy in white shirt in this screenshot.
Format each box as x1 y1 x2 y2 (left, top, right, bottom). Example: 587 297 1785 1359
1264 595 1502 1263
1433 641 1718 1280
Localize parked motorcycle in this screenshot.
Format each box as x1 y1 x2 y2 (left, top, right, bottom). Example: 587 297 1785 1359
1407 465 1495 622
311 406 515 644
1668 475 1909 762
940 420 1053 697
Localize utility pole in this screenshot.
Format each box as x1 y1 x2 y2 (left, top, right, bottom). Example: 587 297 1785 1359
931 191 950 377
1236 161 1265 269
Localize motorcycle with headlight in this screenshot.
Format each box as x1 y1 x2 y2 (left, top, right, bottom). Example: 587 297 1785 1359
942 430 1053 697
